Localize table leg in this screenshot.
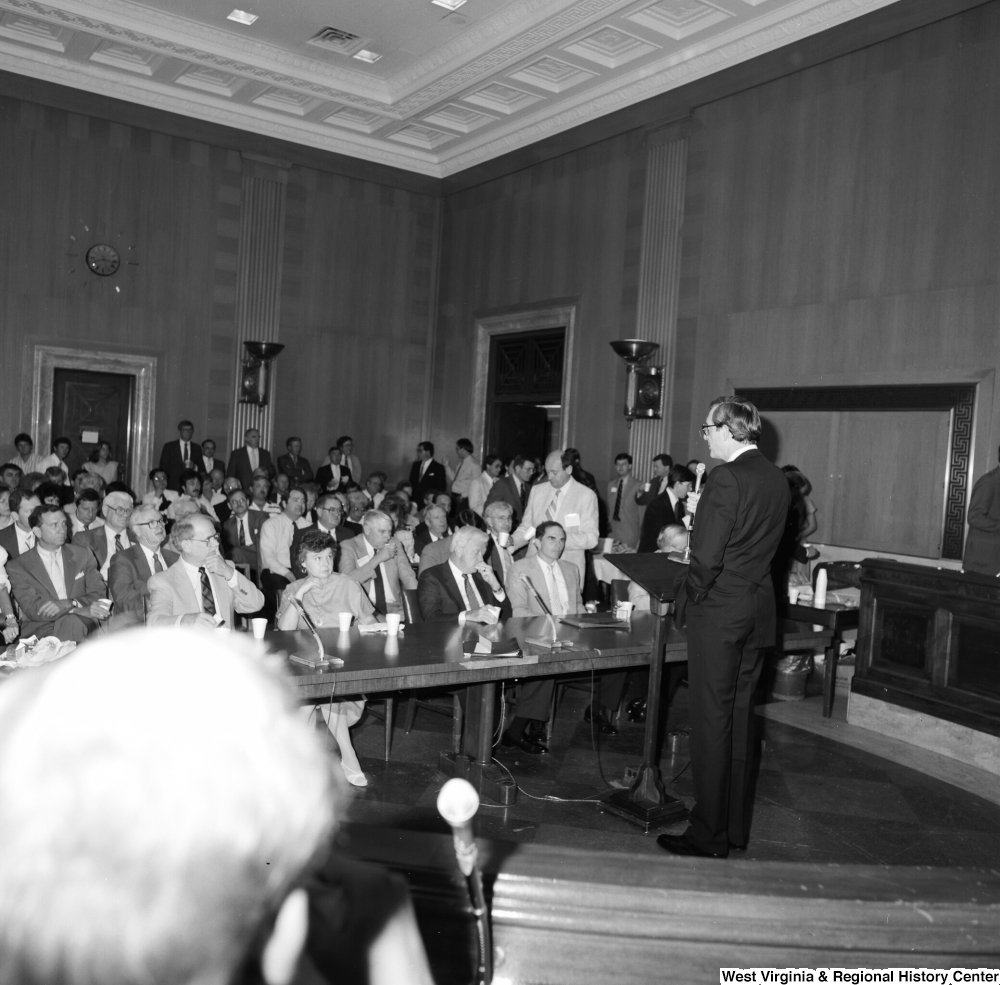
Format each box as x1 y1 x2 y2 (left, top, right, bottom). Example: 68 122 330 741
822 640 838 718
439 681 517 806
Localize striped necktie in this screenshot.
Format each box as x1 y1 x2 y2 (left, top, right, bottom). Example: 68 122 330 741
546 489 561 521
198 567 217 617
613 482 623 521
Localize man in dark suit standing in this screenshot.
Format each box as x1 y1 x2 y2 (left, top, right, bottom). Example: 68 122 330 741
159 420 198 492
964 446 1000 575
658 396 789 860
409 442 447 508
417 527 506 624
276 437 313 488
484 455 535 525
637 464 695 553
226 428 275 495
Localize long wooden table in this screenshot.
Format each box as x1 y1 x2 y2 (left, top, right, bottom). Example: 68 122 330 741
268 614 833 806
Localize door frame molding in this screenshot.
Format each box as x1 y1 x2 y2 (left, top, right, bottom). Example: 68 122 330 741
471 301 577 456
31 345 157 488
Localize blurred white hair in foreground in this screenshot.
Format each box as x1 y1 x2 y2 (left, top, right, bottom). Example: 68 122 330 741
0 627 338 985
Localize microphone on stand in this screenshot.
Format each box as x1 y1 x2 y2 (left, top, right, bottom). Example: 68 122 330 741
437 778 492 985
291 597 326 665
683 463 706 563
523 574 557 638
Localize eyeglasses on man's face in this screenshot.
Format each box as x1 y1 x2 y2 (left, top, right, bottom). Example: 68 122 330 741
189 534 220 545
136 519 164 528
700 423 723 437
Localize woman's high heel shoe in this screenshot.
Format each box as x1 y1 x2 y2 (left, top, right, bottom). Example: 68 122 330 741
341 763 368 787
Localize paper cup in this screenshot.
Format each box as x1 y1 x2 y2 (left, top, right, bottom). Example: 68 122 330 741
251 617 268 640
601 537 614 554
788 587 799 604
614 601 635 622
338 612 353 632
498 531 510 547
385 612 401 635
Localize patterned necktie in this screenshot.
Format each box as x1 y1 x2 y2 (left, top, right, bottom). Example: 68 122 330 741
520 481 529 512
546 489 561 521
238 519 246 546
114 533 123 554
153 553 164 573
198 567 217 617
613 482 623 522
463 573 478 610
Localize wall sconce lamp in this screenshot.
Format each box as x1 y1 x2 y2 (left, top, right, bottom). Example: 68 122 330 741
239 341 285 406
610 339 663 428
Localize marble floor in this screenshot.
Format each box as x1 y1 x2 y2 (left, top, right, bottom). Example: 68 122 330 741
333 673 1000 867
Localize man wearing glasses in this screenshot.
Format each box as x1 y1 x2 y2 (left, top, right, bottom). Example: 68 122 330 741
221 488 267 577
657 396 789 860
108 505 180 620
73 490 137 580
148 514 263 629
289 493 353 579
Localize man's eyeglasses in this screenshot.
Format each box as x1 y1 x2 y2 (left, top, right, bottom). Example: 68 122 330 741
107 505 133 515
190 534 220 544
700 423 723 436
136 519 164 528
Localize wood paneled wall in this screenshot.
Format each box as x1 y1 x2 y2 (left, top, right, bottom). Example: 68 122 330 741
432 134 642 492
670 2 1000 555
0 91 439 485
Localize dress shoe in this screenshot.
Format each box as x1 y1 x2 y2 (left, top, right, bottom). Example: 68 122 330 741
501 732 548 755
583 706 619 736
341 764 368 787
729 841 748 851
656 834 728 859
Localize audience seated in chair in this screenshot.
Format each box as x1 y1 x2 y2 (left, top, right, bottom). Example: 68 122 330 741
339 510 416 618
0 490 40 560
147 514 263 629
74 490 136 579
108 504 179 622
277 529 379 788
222 487 266 578
7 503 109 643
259 488 310 608
70 488 104 534
417 525 505 626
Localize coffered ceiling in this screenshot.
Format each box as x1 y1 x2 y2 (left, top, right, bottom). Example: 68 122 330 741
0 0 900 176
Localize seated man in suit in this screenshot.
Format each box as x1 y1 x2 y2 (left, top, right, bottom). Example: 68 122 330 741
221 488 267 577
417 526 505 624
0 489 41 560
226 428 275 494
413 504 451 559
482 501 515 620
70 488 104 535
338 510 416 618
503 521 586 754
73 490 136 580
637 464 695 554
108 505 180 620
276 436 313 487
148 514 264 629
8 504 109 642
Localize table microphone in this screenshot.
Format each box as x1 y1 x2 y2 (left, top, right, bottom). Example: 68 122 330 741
523 573 558 638
291 597 326 665
437 778 492 985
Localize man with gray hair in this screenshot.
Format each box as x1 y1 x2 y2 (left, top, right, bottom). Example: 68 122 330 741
0 627 338 985
417 525 505 624
108 504 179 620
73 489 136 579
339 510 416 617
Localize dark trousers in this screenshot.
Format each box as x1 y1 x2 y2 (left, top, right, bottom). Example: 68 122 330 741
685 604 765 855
260 570 290 614
594 671 628 713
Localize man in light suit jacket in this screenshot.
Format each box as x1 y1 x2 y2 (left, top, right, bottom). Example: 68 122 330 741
417 527 505 623
338 510 416 618
607 453 643 550
658 396 789 860
484 456 535 525
148 514 264 629
108 504 179 620
8 504 108 642
510 450 599 581
159 420 199 492
73 490 138 577
226 428 275 495
964 446 1000 575
502 520 585 755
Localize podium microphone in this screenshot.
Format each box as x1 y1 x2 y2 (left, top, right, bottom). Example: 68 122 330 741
683 463 707 563
437 778 492 985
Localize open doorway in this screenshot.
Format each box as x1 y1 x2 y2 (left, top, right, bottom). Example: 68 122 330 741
485 328 564 463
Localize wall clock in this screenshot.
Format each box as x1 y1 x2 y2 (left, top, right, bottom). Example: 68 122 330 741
85 244 120 277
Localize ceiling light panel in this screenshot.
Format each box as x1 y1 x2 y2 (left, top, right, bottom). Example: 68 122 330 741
353 49 381 63
227 10 257 25
432 0 467 9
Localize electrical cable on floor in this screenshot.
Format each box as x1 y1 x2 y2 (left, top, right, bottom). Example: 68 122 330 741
490 756 606 804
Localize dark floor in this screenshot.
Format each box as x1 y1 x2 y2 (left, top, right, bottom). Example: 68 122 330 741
334 673 1000 867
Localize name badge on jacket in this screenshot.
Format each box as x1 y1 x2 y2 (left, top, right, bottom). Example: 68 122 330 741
564 513 580 528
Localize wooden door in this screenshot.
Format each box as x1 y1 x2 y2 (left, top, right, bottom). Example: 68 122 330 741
51 369 135 485
489 403 549 463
